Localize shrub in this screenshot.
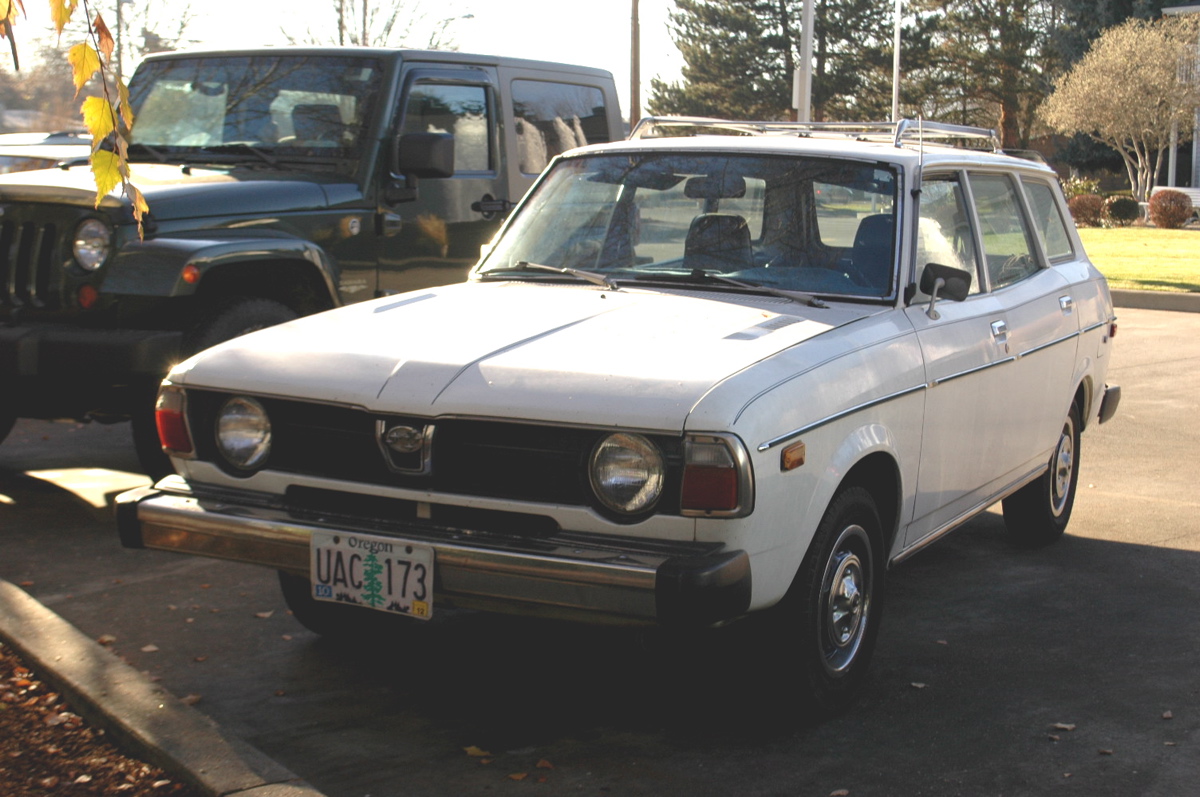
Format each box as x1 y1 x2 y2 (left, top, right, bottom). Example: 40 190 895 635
1063 176 1101 200
1148 189 1194 229
1068 194 1105 227
1103 195 1140 226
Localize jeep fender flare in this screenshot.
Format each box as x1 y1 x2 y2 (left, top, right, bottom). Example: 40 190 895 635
100 233 341 306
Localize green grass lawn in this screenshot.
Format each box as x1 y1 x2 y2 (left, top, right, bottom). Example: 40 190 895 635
1077 227 1200 293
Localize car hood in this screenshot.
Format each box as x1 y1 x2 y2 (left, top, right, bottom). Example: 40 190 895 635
0 162 342 218
173 281 879 431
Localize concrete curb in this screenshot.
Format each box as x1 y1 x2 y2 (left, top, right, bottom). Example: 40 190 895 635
1110 288 1200 313
0 579 327 797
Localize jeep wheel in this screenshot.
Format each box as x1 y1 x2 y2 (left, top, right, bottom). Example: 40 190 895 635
768 486 884 717
184 296 298 356
1002 402 1081 547
0 409 15 447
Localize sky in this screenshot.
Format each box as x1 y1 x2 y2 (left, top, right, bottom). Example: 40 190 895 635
19 0 687 119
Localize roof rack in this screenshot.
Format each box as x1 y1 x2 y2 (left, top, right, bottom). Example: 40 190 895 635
628 116 1000 151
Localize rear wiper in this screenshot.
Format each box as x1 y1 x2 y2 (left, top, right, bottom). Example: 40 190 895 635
483 261 621 291
633 270 827 308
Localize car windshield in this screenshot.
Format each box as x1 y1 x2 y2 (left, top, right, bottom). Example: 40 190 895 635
479 152 900 299
127 54 383 161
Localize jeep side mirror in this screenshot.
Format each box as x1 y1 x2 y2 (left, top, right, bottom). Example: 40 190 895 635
920 262 971 319
387 132 455 204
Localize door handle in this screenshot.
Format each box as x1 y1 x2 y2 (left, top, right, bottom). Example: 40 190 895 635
991 320 1008 343
1059 295 1074 314
471 194 515 219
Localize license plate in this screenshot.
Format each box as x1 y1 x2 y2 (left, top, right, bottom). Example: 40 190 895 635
309 530 434 620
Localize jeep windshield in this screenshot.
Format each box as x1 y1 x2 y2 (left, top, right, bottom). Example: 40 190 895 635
478 152 900 301
127 54 383 164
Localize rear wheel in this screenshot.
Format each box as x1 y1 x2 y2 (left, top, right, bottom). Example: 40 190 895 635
767 486 885 716
1002 403 1081 547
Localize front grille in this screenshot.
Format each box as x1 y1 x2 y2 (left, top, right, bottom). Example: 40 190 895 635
188 391 685 515
1 207 71 310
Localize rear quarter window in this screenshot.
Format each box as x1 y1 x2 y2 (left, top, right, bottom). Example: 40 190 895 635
1022 179 1074 262
511 80 612 174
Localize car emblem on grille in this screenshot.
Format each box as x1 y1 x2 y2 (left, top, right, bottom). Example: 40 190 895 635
376 421 434 475
384 425 424 453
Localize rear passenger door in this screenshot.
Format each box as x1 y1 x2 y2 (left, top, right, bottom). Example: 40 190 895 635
966 171 1079 476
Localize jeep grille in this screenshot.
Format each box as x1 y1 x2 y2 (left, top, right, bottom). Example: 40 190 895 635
1 213 65 310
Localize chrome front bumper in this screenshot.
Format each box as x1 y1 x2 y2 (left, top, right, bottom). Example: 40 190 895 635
115 477 751 627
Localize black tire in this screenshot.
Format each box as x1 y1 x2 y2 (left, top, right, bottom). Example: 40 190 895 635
184 296 298 356
0 404 15 447
767 486 885 716
278 570 420 640
1002 402 1081 547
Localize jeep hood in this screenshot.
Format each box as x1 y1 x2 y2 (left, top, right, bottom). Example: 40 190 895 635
172 281 877 431
0 162 341 218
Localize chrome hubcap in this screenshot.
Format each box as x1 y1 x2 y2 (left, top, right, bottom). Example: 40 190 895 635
1050 416 1075 517
821 525 872 675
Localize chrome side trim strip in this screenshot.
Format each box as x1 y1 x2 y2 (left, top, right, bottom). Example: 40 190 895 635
1016 330 1079 359
1082 320 1107 334
891 464 1046 565
933 356 1016 386
757 383 927 452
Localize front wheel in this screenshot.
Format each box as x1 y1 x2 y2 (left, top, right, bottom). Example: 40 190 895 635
767 486 885 716
184 296 298 356
1002 403 1081 547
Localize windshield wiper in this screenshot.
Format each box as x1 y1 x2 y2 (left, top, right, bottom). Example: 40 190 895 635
200 143 279 167
633 269 827 308
126 143 170 163
483 261 621 291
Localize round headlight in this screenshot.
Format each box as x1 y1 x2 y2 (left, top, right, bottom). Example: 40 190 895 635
215 396 271 471
589 433 665 515
73 218 112 271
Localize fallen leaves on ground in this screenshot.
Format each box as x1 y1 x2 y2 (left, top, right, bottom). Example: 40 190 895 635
0 640 200 796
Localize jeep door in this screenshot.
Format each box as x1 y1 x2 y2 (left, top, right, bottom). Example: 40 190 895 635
377 68 507 296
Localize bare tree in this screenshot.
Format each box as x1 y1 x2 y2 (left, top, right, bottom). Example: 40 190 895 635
284 1 469 49
1040 15 1200 201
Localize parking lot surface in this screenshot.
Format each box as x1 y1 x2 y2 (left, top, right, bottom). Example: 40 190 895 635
1 306 1197 796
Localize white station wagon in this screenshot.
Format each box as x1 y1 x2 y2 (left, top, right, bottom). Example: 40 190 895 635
117 118 1120 713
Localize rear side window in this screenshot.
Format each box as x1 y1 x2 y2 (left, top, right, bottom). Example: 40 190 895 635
1022 179 1074 262
967 172 1039 290
511 80 612 174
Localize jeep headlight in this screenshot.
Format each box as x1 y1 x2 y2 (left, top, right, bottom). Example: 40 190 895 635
72 218 112 271
215 396 271 472
589 433 664 515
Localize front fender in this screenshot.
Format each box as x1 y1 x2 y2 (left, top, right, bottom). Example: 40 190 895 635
100 231 338 300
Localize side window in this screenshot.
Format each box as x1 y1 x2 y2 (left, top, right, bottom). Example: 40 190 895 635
967 172 1039 289
400 83 491 172
511 80 611 174
915 174 981 299
1022 179 1074 262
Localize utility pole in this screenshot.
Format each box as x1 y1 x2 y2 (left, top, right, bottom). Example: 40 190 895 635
630 0 641 129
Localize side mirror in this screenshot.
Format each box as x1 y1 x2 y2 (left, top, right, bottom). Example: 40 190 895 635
919 262 971 319
394 132 455 178
386 132 455 204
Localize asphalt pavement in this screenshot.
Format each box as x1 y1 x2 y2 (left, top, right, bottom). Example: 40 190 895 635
1 297 1198 797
